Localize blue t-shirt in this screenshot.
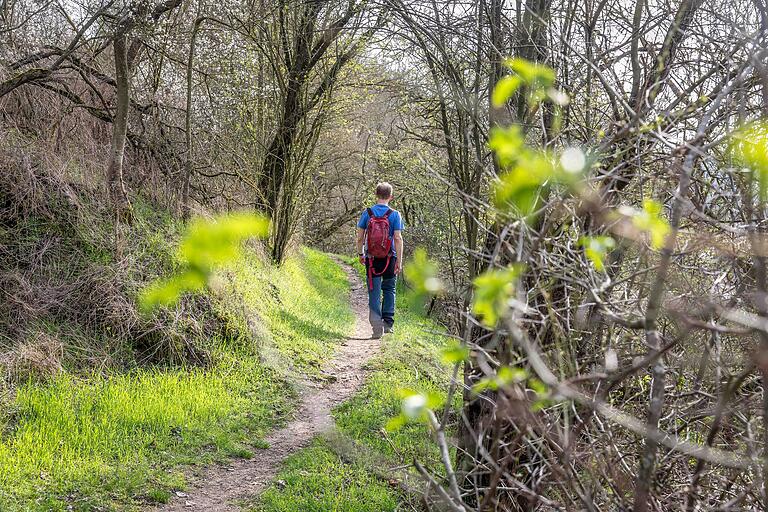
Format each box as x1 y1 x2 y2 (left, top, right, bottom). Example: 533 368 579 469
358 204 403 257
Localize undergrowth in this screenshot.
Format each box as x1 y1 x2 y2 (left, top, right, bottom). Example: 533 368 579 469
0 177 201 375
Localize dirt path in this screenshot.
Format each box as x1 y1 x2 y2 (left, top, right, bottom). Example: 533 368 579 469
155 262 376 511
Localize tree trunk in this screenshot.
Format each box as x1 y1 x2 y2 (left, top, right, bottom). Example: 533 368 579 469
256 0 320 215
106 33 131 221
183 17 204 221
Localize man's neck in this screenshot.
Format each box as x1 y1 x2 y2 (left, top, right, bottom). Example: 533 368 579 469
376 199 390 206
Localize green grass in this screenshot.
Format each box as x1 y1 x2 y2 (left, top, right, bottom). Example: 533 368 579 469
0 247 355 511
226 247 354 376
0 359 289 511
255 439 399 512
334 307 452 465
252 265 456 511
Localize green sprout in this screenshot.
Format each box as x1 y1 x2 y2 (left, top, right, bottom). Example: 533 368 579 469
631 200 670 250
471 264 525 327
578 236 616 271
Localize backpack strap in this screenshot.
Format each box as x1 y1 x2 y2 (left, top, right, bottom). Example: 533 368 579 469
367 207 392 219
367 254 391 290
364 208 374 238
370 255 390 277
367 259 373 290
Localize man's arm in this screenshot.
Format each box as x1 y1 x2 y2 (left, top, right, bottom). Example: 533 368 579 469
393 230 403 274
356 227 366 264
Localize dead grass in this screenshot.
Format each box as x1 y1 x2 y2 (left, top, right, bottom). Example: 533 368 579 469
0 133 230 380
0 331 63 382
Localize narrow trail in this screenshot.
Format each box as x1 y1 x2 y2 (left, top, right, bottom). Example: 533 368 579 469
156 262 377 511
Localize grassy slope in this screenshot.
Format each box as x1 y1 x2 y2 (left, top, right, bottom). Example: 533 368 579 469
253 261 455 512
227 248 353 376
0 247 352 512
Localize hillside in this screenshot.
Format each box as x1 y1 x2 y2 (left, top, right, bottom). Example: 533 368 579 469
0 171 454 510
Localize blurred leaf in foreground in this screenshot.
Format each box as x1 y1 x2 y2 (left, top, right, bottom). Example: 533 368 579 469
386 389 444 431
472 264 525 327
440 341 469 365
489 127 585 221
404 248 443 299
730 120 768 201
140 213 269 312
631 200 670 250
579 236 616 271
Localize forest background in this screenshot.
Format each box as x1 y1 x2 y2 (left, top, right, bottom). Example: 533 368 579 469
2 0 768 510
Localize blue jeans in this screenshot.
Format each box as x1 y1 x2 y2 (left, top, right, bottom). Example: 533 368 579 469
367 258 397 328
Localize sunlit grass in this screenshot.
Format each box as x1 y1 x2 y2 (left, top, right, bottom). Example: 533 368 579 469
0 359 289 511
255 439 398 512
229 247 354 375
334 307 452 465
0 247 355 511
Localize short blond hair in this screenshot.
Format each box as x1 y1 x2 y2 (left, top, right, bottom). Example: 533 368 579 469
375 182 393 199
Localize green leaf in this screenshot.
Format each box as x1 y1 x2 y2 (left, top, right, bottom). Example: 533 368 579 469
631 200 670 250
504 58 556 88
139 270 207 312
490 129 589 222
730 120 768 201
472 377 498 393
578 236 616 271
393 388 442 423
492 152 556 218
488 125 526 169
396 387 420 399
497 365 528 385
530 377 552 412
441 341 470 365
180 213 270 270
492 75 523 107
385 414 407 431
404 248 443 296
472 366 528 394
140 212 270 312
529 377 548 395
472 265 525 327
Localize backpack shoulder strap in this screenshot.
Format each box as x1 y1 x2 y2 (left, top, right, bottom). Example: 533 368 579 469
366 207 374 218
383 208 393 219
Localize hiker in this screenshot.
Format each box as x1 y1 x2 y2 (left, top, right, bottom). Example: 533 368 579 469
356 182 404 339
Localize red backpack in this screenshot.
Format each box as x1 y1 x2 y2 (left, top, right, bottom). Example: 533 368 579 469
364 207 392 288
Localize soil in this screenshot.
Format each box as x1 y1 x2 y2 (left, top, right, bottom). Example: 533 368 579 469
155 261 378 511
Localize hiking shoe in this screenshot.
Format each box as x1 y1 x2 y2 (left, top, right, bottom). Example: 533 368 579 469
371 326 383 339
383 325 394 334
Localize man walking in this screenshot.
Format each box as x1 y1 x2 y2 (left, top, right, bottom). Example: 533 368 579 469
356 182 404 339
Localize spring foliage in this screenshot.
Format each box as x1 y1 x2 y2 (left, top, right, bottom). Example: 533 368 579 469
730 120 768 201
139 213 269 311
